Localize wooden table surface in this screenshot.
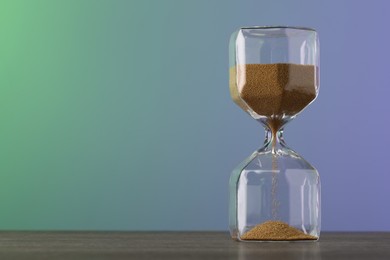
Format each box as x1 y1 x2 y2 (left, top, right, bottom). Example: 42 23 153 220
0 232 389 259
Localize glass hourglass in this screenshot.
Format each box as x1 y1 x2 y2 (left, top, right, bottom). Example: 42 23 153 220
229 27 320 242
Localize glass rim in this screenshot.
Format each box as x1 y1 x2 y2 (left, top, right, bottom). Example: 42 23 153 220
239 26 316 32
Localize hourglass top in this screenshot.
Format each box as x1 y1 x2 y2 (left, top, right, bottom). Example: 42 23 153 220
239 25 316 31
229 26 319 127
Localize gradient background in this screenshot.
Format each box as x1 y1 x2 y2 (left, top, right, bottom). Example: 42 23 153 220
0 0 389 231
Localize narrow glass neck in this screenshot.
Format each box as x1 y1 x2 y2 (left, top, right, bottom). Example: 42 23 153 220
257 116 291 153
264 128 286 153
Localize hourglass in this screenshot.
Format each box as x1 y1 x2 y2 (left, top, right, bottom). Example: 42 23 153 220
229 27 320 241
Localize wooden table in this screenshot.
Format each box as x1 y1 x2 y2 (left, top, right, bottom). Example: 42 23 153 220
0 232 389 259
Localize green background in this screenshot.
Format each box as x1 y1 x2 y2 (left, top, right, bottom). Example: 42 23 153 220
0 0 237 230
1 0 390 231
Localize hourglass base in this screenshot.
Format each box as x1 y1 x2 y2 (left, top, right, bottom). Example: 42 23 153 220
229 148 321 242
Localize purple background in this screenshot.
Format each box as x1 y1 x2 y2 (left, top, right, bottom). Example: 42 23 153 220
227 0 390 231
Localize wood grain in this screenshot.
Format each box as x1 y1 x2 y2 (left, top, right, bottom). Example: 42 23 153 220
0 232 388 259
